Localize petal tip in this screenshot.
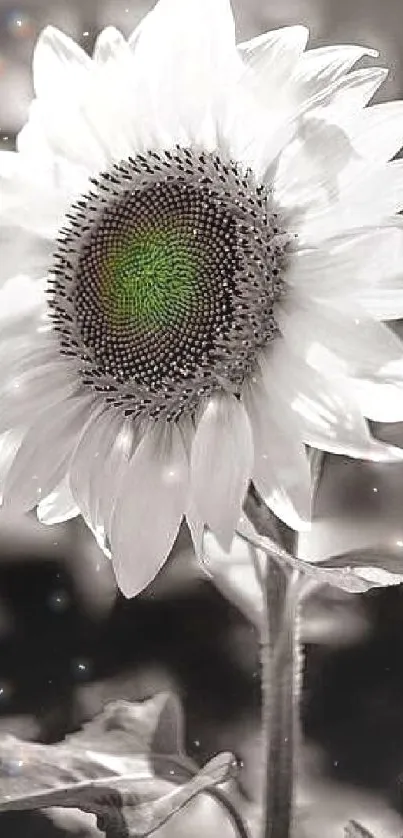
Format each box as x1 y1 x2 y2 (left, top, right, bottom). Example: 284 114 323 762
93 25 126 60
35 23 77 52
295 24 310 46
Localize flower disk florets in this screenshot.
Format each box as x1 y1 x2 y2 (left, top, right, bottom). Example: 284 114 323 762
47 147 289 421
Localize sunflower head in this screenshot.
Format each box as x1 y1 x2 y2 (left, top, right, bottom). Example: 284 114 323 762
48 147 289 420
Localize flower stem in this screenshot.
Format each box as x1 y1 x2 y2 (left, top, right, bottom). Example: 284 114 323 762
261 558 302 838
245 488 303 838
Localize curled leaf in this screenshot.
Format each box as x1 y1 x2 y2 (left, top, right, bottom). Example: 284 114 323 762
0 693 236 837
345 820 378 838
120 752 236 836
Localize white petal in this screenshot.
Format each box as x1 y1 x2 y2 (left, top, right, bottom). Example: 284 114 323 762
349 374 403 423
243 377 311 530
33 26 92 100
68 403 111 527
276 297 403 377
0 333 55 375
16 114 52 169
111 422 188 598
0 151 22 177
0 359 80 434
0 275 46 322
275 115 359 212
37 474 79 524
2 394 95 513
0 430 25 503
93 27 126 64
69 406 135 543
0 229 53 287
190 393 253 551
26 95 109 174
263 342 402 460
97 416 135 543
294 44 378 104
186 501 204 562
324 67 388 115
0 150 71 239
128 16 146 49
287 226 403 317
130 0 239 146
239 26 308 103
296 163 403 242
16 125 90 198
358 289 403 321
342 101 403 163
31 27 144 168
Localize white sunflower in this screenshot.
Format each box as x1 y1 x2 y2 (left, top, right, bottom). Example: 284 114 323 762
1 0 403 598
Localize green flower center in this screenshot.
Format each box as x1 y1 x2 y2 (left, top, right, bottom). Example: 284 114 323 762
101 225 200 330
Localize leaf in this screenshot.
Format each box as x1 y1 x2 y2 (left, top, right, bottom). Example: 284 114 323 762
113 753 235 836
345 820 378 838
63 692 186 764
236 515 403 594
317 547 403 591
0 693 236 837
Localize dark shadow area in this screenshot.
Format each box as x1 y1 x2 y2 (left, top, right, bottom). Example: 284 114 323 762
304 585 403 812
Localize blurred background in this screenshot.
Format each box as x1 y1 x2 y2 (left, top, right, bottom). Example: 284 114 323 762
2 1 403 836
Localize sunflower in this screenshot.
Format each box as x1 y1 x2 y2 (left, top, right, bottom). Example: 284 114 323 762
1 0 403 597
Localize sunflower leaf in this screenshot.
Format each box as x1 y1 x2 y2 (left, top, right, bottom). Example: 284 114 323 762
237 510 403 595
317 546 403 591
0 693 236 837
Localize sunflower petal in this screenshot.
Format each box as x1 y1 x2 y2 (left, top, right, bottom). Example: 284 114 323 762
2 394 95 514
191 394 253 551
37 474 80 525
244 378 311 530
33 25 92 100
110 423 188 598
130 0 239 145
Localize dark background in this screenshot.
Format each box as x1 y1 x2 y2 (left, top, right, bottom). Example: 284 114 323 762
1 1 403 836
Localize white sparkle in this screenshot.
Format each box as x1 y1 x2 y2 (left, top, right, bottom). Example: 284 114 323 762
373 487 378 493
396 540 403 547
